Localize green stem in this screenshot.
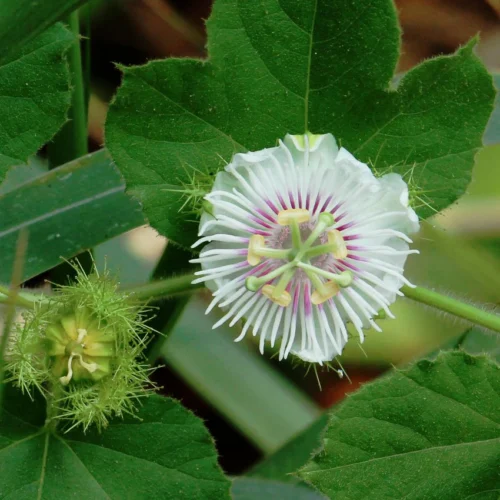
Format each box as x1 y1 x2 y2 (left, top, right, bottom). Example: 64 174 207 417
47 11 87 167
402 285 500 333
0 231 28 409
123 274 202 302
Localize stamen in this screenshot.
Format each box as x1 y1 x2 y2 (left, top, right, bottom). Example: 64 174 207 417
272 268 295 299
311 280 340 305
247 235 291 265
262 285 292 307
327 229 348 259
247 234 265 265
296 262 353 287
296 212 335 259
76 328 88 343
277 208 310 226
245 262 295 291
75 354 98 373
60 354 75 385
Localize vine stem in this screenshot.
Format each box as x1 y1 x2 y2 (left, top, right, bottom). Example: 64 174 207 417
125 278 500 335
47 10 87 167
0 230 28 409
402 285 500 333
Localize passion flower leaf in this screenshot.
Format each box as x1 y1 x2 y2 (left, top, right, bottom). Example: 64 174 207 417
0 24 75 181
0 0 86 63
0 150 144 283
106 0 494 248
0 389 231 499
299 352 500 499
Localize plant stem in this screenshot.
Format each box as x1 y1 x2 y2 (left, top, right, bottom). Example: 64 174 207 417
47 10 92 284
402 285 500 333
0 230 28 409
124 274 202 302
47 11 87 167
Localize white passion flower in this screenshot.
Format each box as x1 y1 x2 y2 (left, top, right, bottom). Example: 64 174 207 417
191 133 420 364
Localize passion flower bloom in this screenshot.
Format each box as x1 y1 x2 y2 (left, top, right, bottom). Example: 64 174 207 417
191 133 419 364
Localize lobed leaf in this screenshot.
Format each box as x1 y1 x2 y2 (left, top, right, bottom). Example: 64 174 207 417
106 0 495 248
0 24 76 180
0 389 231 499
299 351 500 499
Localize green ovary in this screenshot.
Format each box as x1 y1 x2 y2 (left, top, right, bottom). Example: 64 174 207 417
46 308 115 385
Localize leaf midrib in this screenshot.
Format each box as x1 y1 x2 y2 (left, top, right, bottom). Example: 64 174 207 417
303 0 318 131
303 436 500 475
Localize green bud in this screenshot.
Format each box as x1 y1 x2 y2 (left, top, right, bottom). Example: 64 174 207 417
5 261 156 432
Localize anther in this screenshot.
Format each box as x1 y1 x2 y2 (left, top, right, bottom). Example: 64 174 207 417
76 328 88 344
76 354 98 373
247 234 265 265
327 230 347 259
311 280 340 305
262 285 292 307
277 208 310 226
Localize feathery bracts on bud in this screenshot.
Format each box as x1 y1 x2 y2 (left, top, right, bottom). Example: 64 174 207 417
5 264 154 431
192 134 419 364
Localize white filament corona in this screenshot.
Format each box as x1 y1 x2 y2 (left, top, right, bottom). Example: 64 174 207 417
191 133 420 364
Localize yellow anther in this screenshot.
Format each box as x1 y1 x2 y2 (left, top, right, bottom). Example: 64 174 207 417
327 230 348 260
76 328 88 343
247 234 266 266
262 285 292 307
277 208 310 226
311 280 340 305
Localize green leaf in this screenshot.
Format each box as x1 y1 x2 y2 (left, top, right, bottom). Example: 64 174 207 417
299 352 500 499
248 414 328 483
0 389 231 499
0 24 76 180
232 478 326 500
0 150 144 283
0 0 87 63
106 0 495 248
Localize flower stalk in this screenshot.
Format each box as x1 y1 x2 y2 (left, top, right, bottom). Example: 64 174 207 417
401 285 500 334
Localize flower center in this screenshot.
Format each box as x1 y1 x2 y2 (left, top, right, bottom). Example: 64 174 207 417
245 210 352 306
60 328 98 385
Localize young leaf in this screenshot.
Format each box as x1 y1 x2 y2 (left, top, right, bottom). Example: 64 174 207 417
0 150 144 283
299 352 500 499
0 24 76 181
106 0 495 249
0 389 231 499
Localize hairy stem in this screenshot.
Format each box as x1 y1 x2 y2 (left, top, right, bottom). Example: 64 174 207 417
402 285 500 333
